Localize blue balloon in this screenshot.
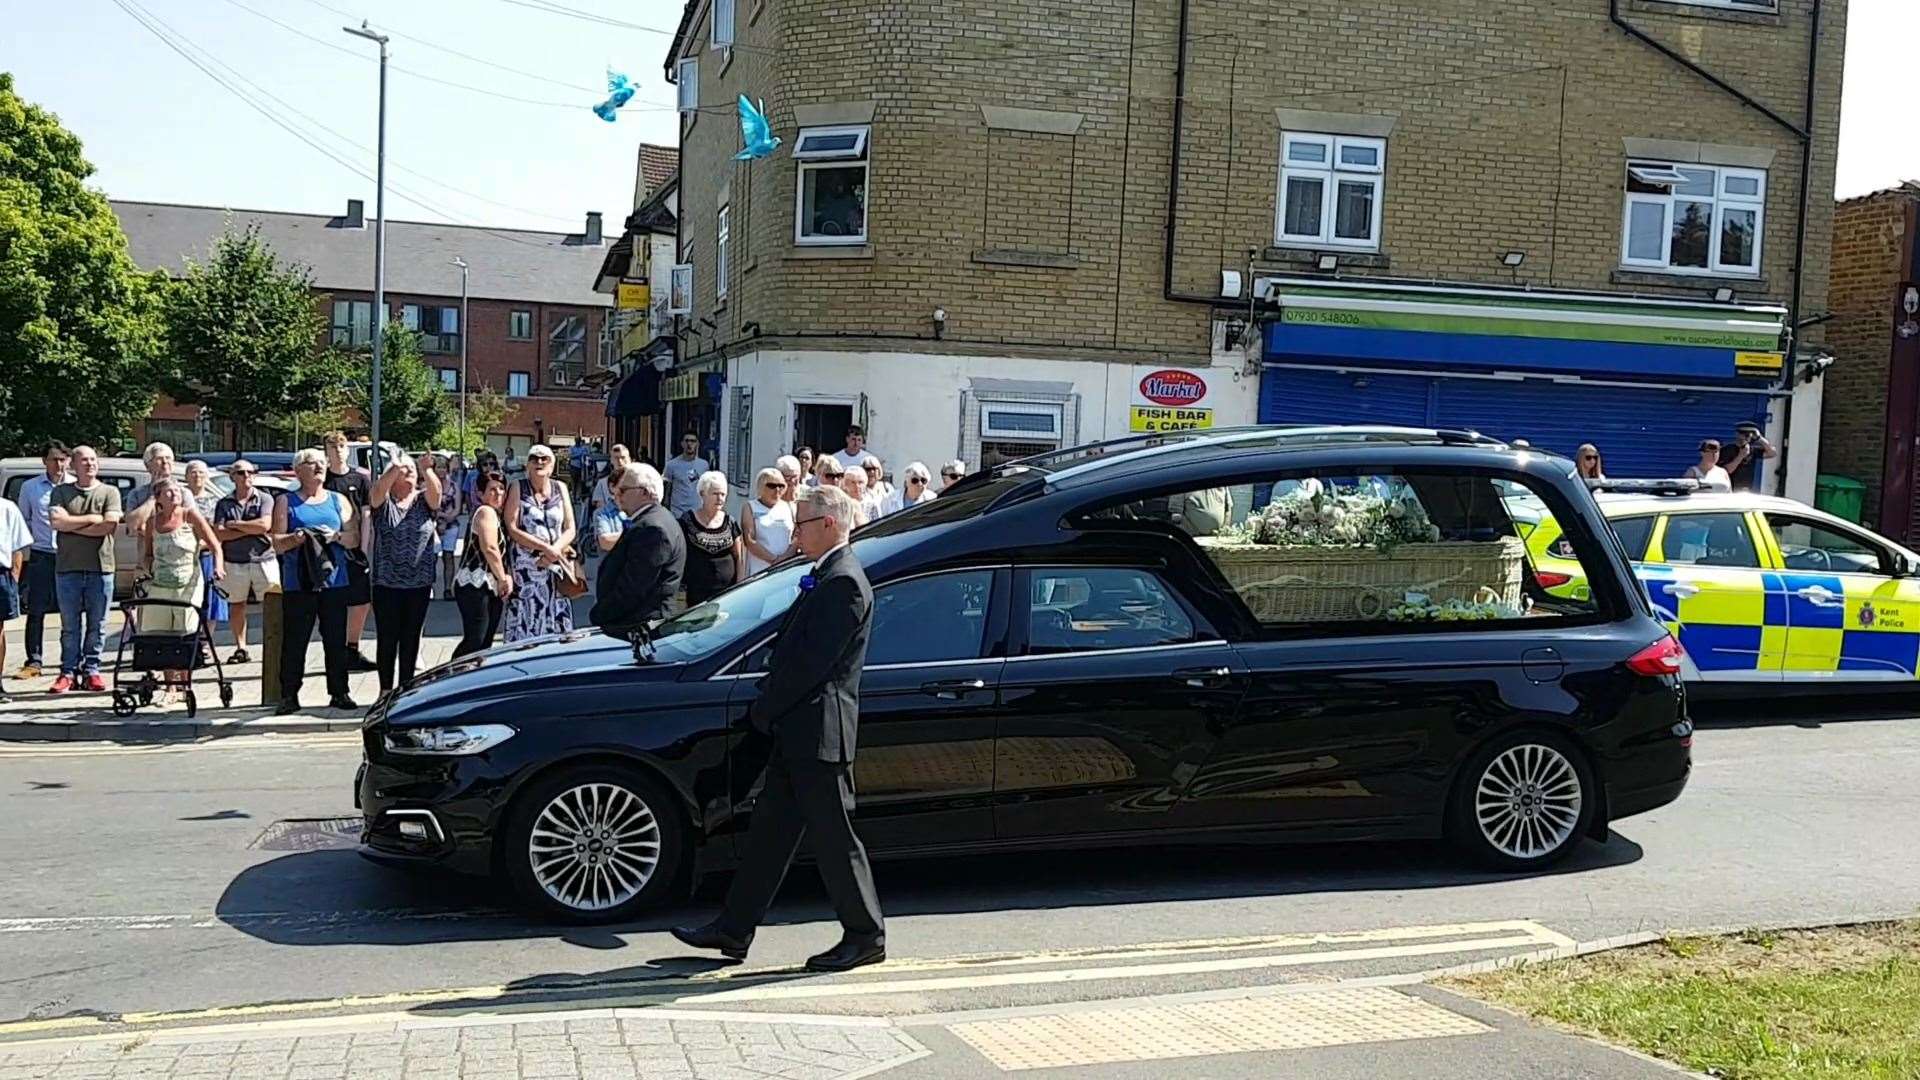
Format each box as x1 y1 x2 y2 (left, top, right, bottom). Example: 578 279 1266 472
735 95 781 159
593 70 637 122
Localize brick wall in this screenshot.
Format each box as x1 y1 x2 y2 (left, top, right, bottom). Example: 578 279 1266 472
1819 188 1918 524
670 0 1845 367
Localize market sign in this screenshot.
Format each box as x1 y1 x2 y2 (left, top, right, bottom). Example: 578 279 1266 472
616 280 651 310
1130 367 1215 432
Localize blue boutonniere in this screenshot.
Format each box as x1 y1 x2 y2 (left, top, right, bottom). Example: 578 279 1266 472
799 574 818 592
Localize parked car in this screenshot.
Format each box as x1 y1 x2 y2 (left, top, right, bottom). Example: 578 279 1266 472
357 426 1691 922
187 451 298 478
347 441 407 475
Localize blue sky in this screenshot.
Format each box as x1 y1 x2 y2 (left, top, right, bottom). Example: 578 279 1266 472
8 0 1915 236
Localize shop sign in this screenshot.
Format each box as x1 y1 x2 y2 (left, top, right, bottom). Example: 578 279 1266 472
663 371 703 401
1130 367 1215 432
616 280 651 310
1733 350 1784 375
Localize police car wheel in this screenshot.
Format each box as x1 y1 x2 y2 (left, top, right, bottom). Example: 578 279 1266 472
1450 730 1595 871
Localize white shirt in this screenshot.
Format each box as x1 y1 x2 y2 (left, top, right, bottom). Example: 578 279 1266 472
858 490 886 523
662 455 709 515
1686 464 1732 492
830 448 869 473
745 498 794 576
0 498 32 564
881 486 936 516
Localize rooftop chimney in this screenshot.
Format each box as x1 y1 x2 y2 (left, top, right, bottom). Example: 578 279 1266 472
585 211 603 245
343 199 365 229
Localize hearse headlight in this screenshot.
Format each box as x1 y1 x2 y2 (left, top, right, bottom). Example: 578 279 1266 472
383 724 516 756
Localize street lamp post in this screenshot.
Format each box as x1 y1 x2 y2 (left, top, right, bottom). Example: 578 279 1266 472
452 256 469 455
344 21 390 471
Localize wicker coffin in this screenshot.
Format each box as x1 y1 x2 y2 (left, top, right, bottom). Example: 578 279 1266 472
1195 536 1525 622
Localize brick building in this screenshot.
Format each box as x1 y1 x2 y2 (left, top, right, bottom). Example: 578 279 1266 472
658 0 1845 494
113 199 615 457
1817 183 1920 536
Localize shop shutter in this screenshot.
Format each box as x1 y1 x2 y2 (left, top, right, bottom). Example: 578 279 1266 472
1433 379 1772 480
1259 367 1433 427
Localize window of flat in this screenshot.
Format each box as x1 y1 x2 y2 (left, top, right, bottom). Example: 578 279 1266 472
716 204 731 300
330 300 373 347
1622 161 1765 276
1658 512 1760 568
1765 513 1891 575
548 315 586 387
676 57 697 114
794 125 868 245
508 310 533 340
711 0 734 48
1023 568 1198 655
401 303 460 353
508 371 531 398
868 571 994 665
1276 132 1385 250
1089 470 1605 630
436 368 458 391
979 402 1063 469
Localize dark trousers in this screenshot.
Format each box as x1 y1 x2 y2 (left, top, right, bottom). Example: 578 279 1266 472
452 584 503 658
22 550 56 666
371 585 432 690
720 752 884 941
281 589 349 700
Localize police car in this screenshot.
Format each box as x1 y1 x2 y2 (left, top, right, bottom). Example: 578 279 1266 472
1588 486 1920 688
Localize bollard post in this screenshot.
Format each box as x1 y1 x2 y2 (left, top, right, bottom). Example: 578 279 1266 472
260 590 283 706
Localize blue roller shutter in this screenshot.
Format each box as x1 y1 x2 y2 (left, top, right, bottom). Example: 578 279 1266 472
1259 367 1432 427
1432 380 1772 480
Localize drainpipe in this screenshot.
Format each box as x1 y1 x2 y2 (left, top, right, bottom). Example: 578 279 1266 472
1161 0 1224 308
1609 0 1822 490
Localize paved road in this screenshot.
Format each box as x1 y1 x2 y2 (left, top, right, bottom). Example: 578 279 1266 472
1 702 1915 1034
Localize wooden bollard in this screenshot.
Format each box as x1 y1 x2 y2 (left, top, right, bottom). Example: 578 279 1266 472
260 590 284 705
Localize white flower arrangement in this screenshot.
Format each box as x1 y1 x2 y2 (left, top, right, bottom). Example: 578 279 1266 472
1221 485 1443 553
1384 597 1521 622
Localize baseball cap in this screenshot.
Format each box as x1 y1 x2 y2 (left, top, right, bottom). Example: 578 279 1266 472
526 444 555 461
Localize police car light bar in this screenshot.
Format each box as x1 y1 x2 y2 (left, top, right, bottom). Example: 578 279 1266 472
1587 478 1700 497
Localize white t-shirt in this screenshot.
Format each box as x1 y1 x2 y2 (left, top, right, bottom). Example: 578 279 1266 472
663 455 709 514
830 448 870 472
1686 464 1732 492
0 499 32 563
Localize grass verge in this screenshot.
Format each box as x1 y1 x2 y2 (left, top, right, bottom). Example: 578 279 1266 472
1448 921 1920 1080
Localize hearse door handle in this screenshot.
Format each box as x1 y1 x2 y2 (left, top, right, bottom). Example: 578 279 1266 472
1173 666 1232 688
922 678 987 700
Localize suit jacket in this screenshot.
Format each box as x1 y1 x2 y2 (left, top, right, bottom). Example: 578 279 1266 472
749 545 872 764
590 502 685 632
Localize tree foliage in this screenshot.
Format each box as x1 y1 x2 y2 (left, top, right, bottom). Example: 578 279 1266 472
340 321 449 451
0 73 163 454
431 383 516 457
161 223 336 430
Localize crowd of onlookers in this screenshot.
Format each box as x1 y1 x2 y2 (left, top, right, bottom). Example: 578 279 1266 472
0 425 967 711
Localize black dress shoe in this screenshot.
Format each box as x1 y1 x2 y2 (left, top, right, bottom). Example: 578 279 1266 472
806 936 885 973
347 650 377 672
670 921 752 960
328 695 360 711
274 697 301 716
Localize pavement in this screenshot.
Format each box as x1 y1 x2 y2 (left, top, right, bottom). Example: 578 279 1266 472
3 707 1916 1077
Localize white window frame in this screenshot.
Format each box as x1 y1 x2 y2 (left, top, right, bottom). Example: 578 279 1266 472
1274 132 1385 251
1666 0 1776 10
507 372 531 398
716 204 730 301
1619 160 1766 277
667 263 693 315
794 124 869 247
437 368 459 391
711 0 734 49
675 57 698 114
979 402 1064 442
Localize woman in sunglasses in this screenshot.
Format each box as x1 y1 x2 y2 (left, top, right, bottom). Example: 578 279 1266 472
1575 444 1606 482
741 467 796 576
881 462 938 515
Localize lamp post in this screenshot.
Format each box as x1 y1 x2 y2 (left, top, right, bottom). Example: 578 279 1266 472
452 256 469 455
344 21 390 471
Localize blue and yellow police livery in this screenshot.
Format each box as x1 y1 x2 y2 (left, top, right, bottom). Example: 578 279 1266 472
1599 492 1920 685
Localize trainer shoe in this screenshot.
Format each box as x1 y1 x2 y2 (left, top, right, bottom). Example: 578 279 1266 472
83 674 108 693
16 664 42 680
48 674 73 694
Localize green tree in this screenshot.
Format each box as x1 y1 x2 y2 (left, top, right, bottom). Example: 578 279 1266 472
0 73 163 454
341 321 449 451
161 223 337 436
430 383 515 458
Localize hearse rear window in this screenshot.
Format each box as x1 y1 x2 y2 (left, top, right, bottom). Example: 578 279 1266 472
1088 471 1607 629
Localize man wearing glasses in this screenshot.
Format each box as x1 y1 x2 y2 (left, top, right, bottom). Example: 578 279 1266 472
589 463 684 633
212 460 280 665
674 483 885 973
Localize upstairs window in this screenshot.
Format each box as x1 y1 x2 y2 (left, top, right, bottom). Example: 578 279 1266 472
401 303 460 353
548 315 587 386
1276 132 1385 250
330 300 373 347
716 204 731 301
1622 161 1765 276
711 0 734 48
794 125 868 245
676 57 698 115
508 310 533 340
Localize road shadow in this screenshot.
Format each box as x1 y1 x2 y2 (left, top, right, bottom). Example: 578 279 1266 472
1692 693 1920 730
215 833 1644 948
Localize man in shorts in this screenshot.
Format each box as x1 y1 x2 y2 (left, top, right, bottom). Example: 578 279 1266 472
213 460 280 664
0 490 32 704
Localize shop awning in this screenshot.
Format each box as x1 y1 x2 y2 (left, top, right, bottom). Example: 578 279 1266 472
606 365 662 418
1261 278 1788 382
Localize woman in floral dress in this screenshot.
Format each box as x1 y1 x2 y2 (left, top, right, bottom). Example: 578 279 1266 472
501 445 577 642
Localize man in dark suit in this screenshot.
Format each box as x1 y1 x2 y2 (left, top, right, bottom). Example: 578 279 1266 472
589 463 685 633
671 483 884 972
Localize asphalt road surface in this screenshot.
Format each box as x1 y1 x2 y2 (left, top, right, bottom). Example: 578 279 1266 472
2 700 1915 1031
